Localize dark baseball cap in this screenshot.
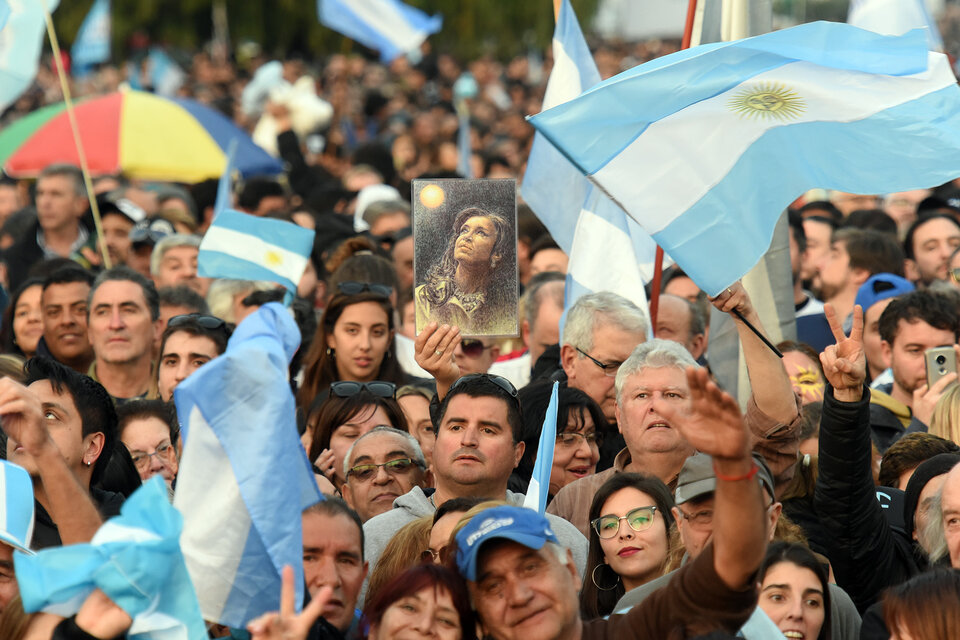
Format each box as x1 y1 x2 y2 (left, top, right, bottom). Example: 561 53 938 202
674 452 775 505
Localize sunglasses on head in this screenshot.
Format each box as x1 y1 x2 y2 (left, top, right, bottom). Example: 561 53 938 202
337 281 393 297
448 373 518 398
329 380 397 399
168 314 229 332
460 339 491 358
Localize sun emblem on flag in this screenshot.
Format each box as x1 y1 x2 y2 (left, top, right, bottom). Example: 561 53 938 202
728 82 806 121
264 250 283 267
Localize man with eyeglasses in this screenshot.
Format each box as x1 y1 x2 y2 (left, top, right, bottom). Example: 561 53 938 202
341 427 429 523
362 374 588 595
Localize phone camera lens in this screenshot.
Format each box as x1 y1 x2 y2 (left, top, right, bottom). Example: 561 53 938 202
937 355 947 365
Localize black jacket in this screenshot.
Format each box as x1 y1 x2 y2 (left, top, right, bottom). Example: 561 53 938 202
815 386 925 613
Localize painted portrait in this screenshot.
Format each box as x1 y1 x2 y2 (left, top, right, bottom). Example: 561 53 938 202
413 179 519 337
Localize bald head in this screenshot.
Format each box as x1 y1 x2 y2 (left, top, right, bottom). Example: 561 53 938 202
654 294 706 360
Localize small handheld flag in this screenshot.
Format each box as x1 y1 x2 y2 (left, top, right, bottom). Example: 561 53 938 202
523 381 559 514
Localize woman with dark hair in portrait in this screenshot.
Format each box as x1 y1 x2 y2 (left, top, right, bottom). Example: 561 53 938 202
415 206 515 335
756 541 832 640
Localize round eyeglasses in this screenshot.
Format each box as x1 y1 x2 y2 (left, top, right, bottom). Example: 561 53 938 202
591 506 658 539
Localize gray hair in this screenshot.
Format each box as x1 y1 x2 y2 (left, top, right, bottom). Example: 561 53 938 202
363 200 411 226
562 291 649 352
150 234 202 276
615 338 699 404
205 279 275 323
924 489 949 563
343 426 427 478
39 163 85 198
523 275 565 329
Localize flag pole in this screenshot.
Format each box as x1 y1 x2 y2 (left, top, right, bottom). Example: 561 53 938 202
39 0 112 268
649 0 698 333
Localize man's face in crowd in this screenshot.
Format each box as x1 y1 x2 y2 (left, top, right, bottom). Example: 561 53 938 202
655 296 703 360
36 175 85 233
100 214 134 266
884 190 929 231
831 191 879 216
7 380 99 480
341 432 426 522
914 473 948 551
0 184 22 224
663 276 700 303
524 287 563 366
910 217 960 285
0 543 17 613
801 218 833 284
863 298 895 378
454 338 499 375
563 322 645 423
616 365 691 458
433 394 523 491
157 331 220 402
302 511 368 632
470 541 580 640
939 465 960 568
673 489 780 560
42 281 93 365
529 249 568 277
881 319 957 398
392 235 415 292
399 393 434 467
88 279 159 366
816 239 854 301
155 245 210 297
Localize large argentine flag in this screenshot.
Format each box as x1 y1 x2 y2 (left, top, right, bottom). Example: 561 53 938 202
174 304 323 627
522 382 559 514
199 209 314 292
848 0 942 51
15 478 207 639
529 22 960 297
318 0 442 62
522 0 652 322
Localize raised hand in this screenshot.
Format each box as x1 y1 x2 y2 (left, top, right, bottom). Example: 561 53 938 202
819 303 866 399
247 566 332 640
414 321 462 399
0 377 50 458
710 281 755 318
74 589 133 639
654 367 749 462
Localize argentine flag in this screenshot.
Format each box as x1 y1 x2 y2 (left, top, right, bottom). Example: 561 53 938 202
318 0 442 62
0 0 60 113
522 0 652 325
523 382 559 514
173 303 323 627
848 0 943 51
71 0 110 75
529 21 960 297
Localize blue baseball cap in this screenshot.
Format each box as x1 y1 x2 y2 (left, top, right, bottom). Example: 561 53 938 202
0 461 35 554
455 505 559 581
854 273 915 314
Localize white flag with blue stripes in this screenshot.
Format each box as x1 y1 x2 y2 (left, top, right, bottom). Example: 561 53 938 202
173 303 323 628
522 0 653 323
0 0 60 113
71 0 111 75
529 22 960 297
523 381 559 514
848 0 942 51
317 0 442 62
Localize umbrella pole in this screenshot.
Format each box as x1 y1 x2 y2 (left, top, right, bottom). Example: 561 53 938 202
39 0 112 269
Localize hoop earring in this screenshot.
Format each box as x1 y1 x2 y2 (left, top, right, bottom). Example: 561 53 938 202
591 564 620 591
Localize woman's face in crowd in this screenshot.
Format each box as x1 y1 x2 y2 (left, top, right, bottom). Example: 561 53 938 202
369 585 462 640
327 301 392 382
550 409 599 494
13 284 43 356
597 487 669 590
328 404 393 485
758 561 826 640
783 350 824 405
121 416 178 484
454 216 498 268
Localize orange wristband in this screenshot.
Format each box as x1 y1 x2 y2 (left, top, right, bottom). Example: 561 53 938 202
713 462 759 483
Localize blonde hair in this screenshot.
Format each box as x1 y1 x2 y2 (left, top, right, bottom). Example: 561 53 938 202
364 515 432 609
931 385 960 445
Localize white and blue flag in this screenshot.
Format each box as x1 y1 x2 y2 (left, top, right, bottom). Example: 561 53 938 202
0 0 60 113
147 46 186 96
521 0 651 328
318 0 442 62
0 2 10 32
529 22 960 297
173 303 323 628
522 381 559 514
15 478 207 639
71 0 110 75
848 0 942 51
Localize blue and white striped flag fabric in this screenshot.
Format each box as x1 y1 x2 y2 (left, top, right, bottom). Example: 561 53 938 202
213 138 237 219
523 381 559 514
15 478 207 640
173 303 323 628
317 0 442 62
199 209 314 292
0 2 10 32
148 46 187 96
529 22 960 297
0 0 60 113
849 0 942 51
70 0 110 75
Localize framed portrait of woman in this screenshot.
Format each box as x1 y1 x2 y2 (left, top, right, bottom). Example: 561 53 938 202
412 178 519 337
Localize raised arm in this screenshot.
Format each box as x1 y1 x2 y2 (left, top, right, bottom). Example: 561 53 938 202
414 321 462 401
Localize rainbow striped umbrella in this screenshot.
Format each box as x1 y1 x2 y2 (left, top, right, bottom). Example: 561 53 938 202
0 89 282 183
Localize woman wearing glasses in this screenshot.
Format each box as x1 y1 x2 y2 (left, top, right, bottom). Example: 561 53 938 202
415 207 517 336
117 399 180 489
297 285 408 408
580 473 675 620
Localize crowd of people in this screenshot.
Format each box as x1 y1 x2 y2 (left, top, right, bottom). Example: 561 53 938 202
0 24 960 640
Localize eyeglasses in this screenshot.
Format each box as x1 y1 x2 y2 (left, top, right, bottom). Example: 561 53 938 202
576 348 622 377
337 281 393 297
592 506 658 539
677 507 713 530
951 267 960 283
330 380 397 398
128 441 176 471
460 339 491 358
448 373 518 399
556 431 600 448
168 313 228 332
347 457 421 482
